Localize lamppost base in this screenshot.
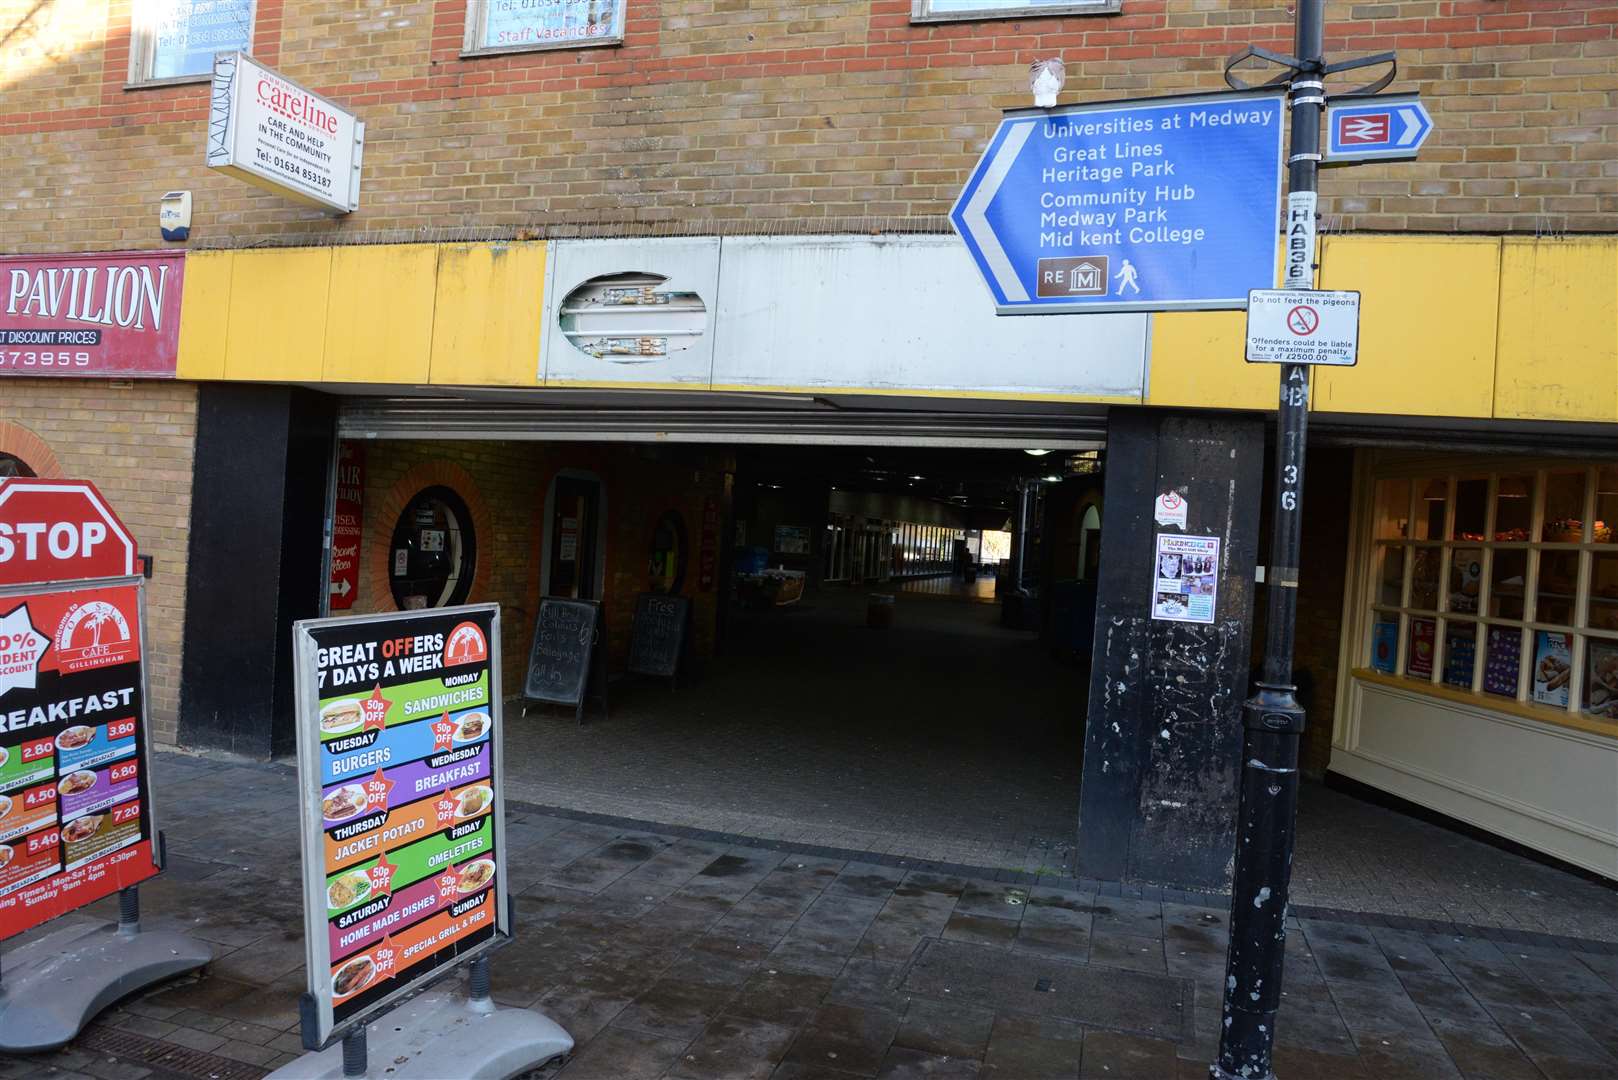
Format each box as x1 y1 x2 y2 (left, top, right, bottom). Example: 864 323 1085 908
1210 1064 1276 1080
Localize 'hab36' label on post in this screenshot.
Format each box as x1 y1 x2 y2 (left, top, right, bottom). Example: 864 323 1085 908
1245 289 1361 366
951 90 1285 314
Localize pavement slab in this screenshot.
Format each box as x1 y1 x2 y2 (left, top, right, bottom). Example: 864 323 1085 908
1 753 1613 1080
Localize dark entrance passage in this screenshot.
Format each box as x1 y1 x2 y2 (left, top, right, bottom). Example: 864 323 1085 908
504 443 1104 876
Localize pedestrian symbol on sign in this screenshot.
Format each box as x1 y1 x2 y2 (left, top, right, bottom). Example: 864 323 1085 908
1286 305 1319 336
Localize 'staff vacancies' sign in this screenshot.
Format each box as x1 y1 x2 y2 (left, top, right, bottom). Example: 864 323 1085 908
294 605 508 1045
208 52 364 215
0 253 183 378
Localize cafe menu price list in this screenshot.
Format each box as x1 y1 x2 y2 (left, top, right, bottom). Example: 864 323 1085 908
0 582 157 939
304 607 505 1029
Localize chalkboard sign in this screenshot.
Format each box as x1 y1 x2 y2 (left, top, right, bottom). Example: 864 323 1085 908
524 598 601 715
628 593 690 681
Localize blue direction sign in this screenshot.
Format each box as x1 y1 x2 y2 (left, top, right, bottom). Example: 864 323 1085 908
1325 94 1433 164
950 90 1285 314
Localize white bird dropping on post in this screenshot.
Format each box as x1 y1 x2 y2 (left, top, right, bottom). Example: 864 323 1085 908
1030 58 1065 108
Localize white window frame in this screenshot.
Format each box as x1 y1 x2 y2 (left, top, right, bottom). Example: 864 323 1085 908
462 0 627 58
910 0 1120 24
128 0 257 88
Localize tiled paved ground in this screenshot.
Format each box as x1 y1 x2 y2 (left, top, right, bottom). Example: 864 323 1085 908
507 589 1618 942
3 754 1616 1080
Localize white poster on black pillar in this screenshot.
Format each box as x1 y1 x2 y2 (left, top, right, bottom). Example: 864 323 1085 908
1152 534 1220 625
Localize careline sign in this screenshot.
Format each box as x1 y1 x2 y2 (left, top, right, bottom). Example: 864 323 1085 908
207 52 364 215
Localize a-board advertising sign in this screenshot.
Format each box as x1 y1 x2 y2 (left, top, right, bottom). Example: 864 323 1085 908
207 52 364 215
951 90 1285 314
1 252 184 378
1245 289 1361 367
293 604 508 1046
0 577 159 938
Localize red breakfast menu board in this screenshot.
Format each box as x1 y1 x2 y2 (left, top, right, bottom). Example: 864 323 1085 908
0 579 158 939
295 604 508 1045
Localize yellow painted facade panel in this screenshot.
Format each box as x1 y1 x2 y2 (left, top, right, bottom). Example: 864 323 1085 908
1312 236 1501 418
428 243 546 387
223 248 333 383
174 251 234 381
322 245 438 385
1145 310 1276 411
1493 238 1618 422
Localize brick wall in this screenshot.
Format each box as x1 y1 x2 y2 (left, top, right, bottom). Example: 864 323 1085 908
0 379 197 743
352 438 728 694
0 0 1611 251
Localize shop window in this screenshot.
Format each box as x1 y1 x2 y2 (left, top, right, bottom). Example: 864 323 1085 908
648 510 687 595
1361 464 1618 729
0 452 33 478
388 487 476 610
130 0 255 85
910 0 1120 23
464 0 626 58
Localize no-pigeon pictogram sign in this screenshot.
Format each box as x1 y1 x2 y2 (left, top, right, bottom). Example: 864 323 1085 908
1245 289 1360 366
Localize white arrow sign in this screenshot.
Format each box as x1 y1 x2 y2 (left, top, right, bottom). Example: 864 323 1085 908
959 120 1037 304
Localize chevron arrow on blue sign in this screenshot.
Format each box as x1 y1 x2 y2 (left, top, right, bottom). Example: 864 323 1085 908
1325 94 1433 164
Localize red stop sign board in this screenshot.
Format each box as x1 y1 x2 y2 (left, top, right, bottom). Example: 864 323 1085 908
0 478 138 586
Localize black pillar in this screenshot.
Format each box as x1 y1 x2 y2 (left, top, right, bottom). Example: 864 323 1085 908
1076 408 1264 890
179 385 337 758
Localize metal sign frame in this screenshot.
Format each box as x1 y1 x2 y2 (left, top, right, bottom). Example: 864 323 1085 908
292 602 510 1048
951 87 1287 315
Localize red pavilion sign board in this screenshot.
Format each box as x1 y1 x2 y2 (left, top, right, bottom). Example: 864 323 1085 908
0 252 184 378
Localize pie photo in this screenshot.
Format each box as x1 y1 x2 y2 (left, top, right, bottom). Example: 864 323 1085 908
62 815 102 844
55 726 95 751
321 784 369 823
332 955 375 999
456 858 496 894
58 771 97 796
0 795 11 820
0 845 12 869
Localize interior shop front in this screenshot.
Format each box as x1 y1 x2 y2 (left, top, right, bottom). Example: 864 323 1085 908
337 432 1107 874
1333 452 1618 877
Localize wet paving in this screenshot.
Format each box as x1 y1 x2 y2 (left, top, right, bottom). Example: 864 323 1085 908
1 753 1615 1080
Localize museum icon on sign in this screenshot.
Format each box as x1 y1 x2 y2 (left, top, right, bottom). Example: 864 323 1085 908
1036 255 1110 298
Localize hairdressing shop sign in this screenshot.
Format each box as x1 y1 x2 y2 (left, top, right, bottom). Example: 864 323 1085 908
207 52 364 215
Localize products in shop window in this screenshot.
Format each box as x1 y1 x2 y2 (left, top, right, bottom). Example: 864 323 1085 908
1371 622 1398 674
1585 641 1618 721
1407 619 1436 678
1531 632 1572 707
1483 627 1521 697
1443 625 1476 689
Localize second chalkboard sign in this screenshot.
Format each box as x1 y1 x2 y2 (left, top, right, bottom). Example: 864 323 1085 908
628 593 690 684
523 598 606 723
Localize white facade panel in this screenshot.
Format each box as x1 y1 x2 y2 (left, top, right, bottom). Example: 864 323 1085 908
542 237 720 387
1336 679 1618 878
710 235 1148 399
